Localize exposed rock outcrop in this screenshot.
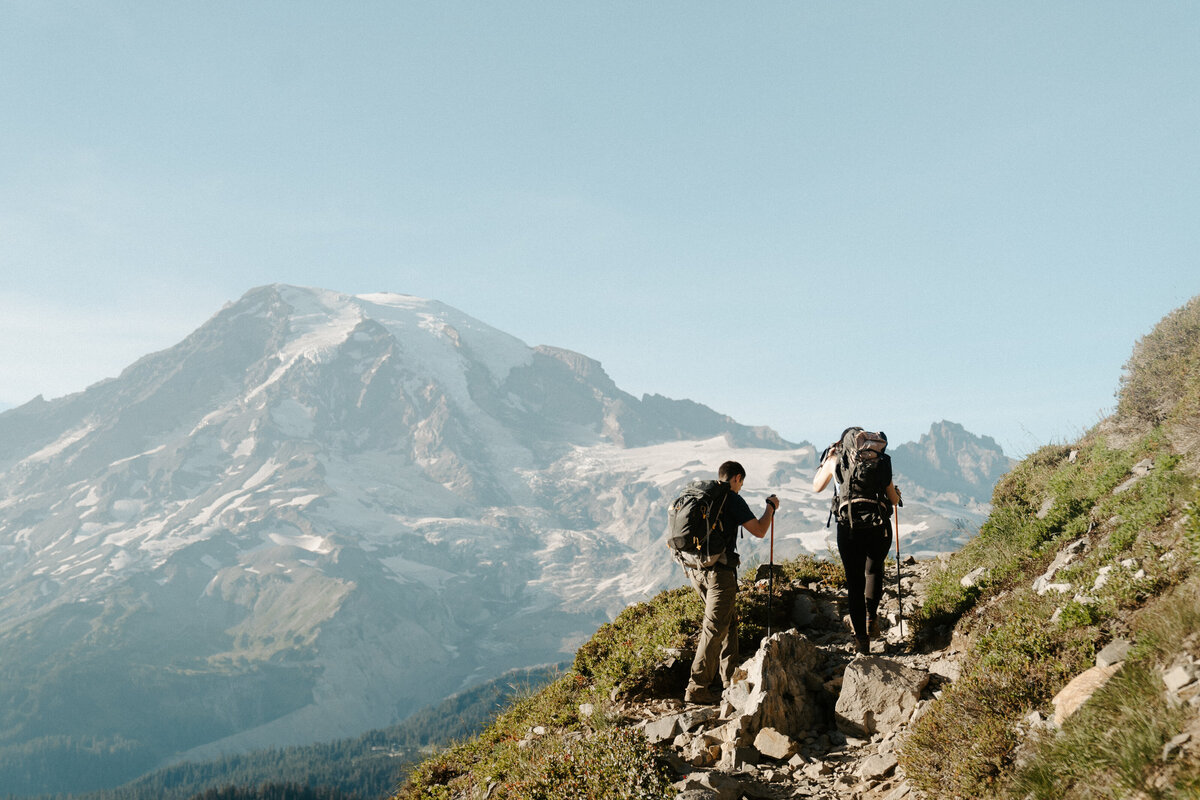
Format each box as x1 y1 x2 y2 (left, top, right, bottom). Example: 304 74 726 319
623 558 947 800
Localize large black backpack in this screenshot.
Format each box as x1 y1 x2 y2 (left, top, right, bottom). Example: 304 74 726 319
830 428 893 529
665 480 731 569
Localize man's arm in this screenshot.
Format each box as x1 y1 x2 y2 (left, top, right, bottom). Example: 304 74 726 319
742 495 778 539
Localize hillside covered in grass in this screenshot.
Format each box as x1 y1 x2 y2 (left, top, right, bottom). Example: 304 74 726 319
389 295 1200 800
901 295 1200 798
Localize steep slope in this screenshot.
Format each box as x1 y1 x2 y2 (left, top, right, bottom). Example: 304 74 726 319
900 295 1200 797
385 295 1200 800
0 285 1003 796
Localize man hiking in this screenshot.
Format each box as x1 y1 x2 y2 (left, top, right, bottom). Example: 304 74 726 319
813 428 901 655
673 460 778 705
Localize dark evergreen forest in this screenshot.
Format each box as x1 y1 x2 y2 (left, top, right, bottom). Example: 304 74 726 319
4 666 560 800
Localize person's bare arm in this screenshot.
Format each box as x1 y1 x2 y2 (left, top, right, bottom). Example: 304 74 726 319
742 495 779 538
813 452 837 492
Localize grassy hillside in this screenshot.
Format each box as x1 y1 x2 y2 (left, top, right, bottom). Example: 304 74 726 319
901 295 1200 798
386 295 1200 800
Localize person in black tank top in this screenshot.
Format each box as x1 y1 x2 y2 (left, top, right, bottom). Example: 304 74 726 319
813 430 901 655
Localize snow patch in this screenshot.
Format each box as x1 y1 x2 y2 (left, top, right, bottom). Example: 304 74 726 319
192 490 243 527
243 460 281 491
75 523 104 543
108 551 137 571
24 424 95 463
268 532 333 555
106 518 166 548
111 445 166 466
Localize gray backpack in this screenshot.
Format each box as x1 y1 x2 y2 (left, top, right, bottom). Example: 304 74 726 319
831 428 892 529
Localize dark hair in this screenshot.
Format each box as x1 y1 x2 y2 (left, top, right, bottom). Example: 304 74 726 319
718 461 745 482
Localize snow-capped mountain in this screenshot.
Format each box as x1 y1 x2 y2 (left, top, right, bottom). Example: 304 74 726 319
0 285 1005 794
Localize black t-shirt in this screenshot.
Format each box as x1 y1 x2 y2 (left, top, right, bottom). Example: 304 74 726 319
719 488 756 566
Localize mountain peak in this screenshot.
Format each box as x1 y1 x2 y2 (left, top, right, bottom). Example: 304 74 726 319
893 420 1014 502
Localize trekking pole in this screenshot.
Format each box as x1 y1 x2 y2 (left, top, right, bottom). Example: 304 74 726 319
894 504 905 638
766 511 775 637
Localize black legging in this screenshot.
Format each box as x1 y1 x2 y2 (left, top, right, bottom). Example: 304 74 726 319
837 522 892 639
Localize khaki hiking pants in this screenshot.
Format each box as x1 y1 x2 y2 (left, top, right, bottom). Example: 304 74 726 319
685 564 739 691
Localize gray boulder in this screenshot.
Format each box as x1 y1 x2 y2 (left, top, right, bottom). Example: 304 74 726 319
1096 638 1132 668
723 629 824 744
835 656 929 737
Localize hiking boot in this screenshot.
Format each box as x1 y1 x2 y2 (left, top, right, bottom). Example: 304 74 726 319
855 636 871 655
866 615 880 637
684 685 721 705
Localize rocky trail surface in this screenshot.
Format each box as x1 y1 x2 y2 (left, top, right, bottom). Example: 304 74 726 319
619 558 955 800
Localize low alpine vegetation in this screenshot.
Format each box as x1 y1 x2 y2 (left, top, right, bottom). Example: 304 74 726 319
902 294 1200 798
1009 575 1200 799
392 554 843 800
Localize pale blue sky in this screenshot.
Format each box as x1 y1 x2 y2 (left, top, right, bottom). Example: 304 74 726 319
2 2 1197 455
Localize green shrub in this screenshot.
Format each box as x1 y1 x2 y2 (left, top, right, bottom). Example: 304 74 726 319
1118 294 1200 427
780 553 846 587
1056 600 1101 629
572 586 702 697
1185 494 1200 565
906 297 1200 797
902 434 1191 796
1095 453 1183 557
497 728 674 800
1010 660 1186 800
398 554 842 800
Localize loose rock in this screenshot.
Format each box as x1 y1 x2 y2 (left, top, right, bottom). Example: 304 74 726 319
836 657 929 737
1052 663 1122 726
1096 638 1132 668
858 752 899 781
724 630 824 743
1164 663 1199 693
753 727 796 760
960 566 987 588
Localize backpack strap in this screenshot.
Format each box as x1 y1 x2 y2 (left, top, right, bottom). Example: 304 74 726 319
711 486 729 534
702 483 731 565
